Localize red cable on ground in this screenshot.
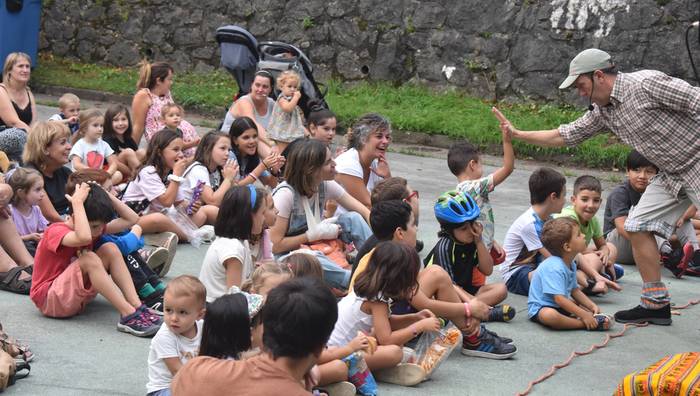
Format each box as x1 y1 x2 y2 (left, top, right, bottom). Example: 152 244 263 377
516 298 700 396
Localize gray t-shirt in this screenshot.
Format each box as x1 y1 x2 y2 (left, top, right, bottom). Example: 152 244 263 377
603 180 642 236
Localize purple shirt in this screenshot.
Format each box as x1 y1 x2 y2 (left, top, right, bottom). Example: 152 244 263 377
10 204 49 236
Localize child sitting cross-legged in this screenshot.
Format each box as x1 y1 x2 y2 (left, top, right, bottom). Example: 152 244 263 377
147 275 206 396
29 182 162 336
528 217 612 331
501 167 567 296
555 175 623 295
425 191 515 322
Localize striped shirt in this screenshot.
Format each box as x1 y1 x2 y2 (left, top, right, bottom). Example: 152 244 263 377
559 70 700 197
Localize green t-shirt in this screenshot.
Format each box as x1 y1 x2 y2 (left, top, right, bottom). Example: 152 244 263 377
555 206 602 246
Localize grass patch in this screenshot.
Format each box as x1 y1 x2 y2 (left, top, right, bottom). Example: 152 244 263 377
32 55 629 169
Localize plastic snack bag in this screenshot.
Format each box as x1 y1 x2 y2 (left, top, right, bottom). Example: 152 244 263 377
414 323 462 378
165 206 203 248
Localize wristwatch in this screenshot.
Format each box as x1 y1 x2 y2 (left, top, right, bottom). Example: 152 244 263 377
167 174 184 183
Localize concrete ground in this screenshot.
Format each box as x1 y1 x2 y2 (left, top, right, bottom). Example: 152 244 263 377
2 98 699 395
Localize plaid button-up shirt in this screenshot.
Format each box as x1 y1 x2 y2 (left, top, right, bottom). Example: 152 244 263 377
559 70 700 197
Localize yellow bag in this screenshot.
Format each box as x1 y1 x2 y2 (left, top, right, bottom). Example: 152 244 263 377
615 352 700 396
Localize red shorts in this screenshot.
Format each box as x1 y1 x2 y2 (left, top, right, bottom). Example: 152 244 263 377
39 261 97 318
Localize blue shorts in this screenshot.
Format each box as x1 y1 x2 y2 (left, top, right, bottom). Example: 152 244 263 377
506 266 535 296
529 306 571 324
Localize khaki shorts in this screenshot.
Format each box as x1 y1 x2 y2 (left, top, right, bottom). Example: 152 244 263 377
624 177 700 240
40 261 97 318
606 229 667 265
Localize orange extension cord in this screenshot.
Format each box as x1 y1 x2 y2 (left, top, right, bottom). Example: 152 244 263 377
516 298 700 396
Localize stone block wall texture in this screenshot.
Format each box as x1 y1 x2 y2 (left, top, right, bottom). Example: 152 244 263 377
39 0 700 102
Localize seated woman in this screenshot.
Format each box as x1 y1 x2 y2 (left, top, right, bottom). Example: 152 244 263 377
334 113 392 213
0 53 36 162
22 122 73 223
0 182 34 294
221 71 276 156
131 61 200 156
269 139 372 291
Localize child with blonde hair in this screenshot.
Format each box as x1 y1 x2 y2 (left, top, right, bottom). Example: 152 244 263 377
266 70 306 152
147 275 206 396
48 93 80 134
69 108 123 185
241 261 291 296
7 168 48 256
161 103 199 157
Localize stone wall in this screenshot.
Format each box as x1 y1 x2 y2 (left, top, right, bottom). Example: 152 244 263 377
40 0 700 102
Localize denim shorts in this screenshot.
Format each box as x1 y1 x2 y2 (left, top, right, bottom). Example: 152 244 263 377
505 265 535 296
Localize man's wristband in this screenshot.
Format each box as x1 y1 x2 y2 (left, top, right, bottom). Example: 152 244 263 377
464 302 471 318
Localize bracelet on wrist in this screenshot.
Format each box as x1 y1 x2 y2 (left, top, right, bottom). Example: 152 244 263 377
464 302 471 318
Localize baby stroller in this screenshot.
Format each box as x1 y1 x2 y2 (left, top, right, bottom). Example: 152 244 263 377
215 25 329 119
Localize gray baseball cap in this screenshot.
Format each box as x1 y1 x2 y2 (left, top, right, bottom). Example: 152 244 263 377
559 48 613 89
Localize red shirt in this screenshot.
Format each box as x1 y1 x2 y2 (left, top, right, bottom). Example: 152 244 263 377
30 222 91 307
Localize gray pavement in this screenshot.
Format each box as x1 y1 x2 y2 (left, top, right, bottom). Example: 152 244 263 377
2 99 699 395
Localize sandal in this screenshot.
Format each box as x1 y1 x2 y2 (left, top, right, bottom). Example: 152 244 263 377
8 359 30 386
0 266 31 295
0 324 34 362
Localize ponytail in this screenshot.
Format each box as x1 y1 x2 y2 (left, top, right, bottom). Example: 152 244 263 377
137 60 152 90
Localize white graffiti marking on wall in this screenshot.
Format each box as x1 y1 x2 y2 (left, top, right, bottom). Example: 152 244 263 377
550 0 631 38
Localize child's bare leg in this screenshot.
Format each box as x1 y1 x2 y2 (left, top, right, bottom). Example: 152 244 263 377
110 170 123 186
318 360 348 385
137 213 190 241
474 283 507 307
576 269 588 289
190 205 218 227
364 345 402 371
0 216 33 267
416 266 476 333
135 148 147 163
118 149 141 171
96 243 142 308
577 253 620 293
536 307 585 330
77 251 136 317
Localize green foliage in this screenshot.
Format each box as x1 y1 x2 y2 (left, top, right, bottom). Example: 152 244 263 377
302 16 314 30
32 56 629 169
32 55 234 115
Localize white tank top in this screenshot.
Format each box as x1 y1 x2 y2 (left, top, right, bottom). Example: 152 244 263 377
328 293 388 347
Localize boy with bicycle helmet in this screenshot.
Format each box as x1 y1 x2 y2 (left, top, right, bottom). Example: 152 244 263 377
425 191 515 322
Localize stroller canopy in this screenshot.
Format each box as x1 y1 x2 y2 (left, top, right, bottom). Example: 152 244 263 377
216 25 259 96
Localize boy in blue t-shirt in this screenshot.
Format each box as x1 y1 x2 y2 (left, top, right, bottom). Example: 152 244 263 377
528 217 611 331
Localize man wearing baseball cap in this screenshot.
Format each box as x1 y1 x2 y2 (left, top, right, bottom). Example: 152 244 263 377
492 48 700 326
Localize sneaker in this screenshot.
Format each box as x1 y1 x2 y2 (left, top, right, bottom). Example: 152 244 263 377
461 328 517 359
138 304 164 325
195 225 215 243
144 232 178 277
322 381 356 396
591 314 612 331
487 304 516 322
480 325 513 344
682 244 700 276
614 304 671 325
142 247 169 274
117 309 160 337
144 289 164 314
374 363 426 386
342 352 378 396
663 244 691 278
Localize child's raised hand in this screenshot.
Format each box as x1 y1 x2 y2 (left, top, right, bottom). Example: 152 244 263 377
492 107 514 136
419 317 442 333
222 159 239 181
66 182 90 205
293 90 302 101
469 221 484 238
172 157 191 177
